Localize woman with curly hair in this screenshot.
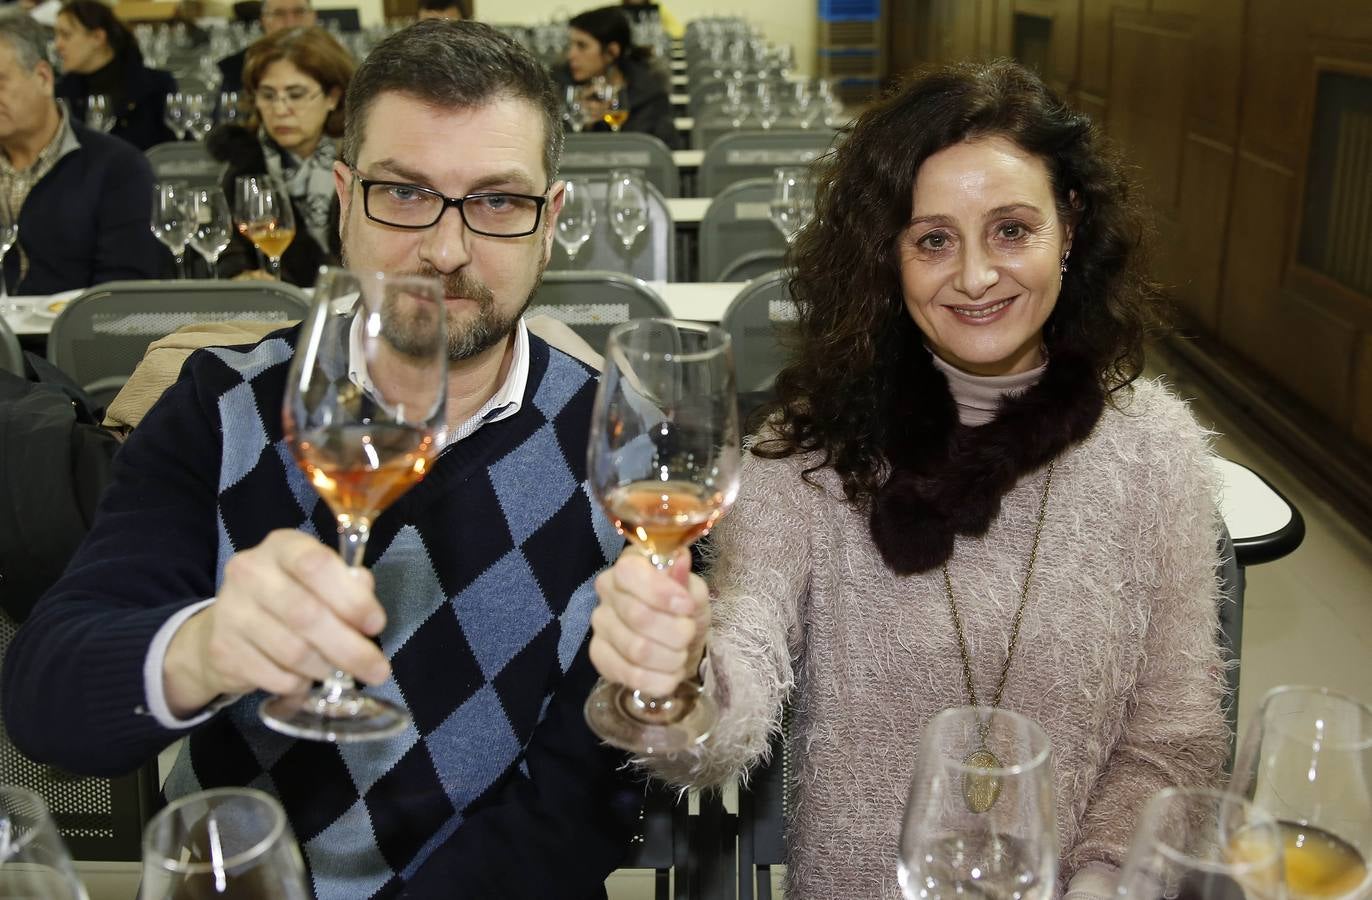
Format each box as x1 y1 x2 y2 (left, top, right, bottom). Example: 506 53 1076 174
589 59 1230 899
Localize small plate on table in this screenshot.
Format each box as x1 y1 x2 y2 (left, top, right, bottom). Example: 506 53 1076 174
26 290 83 320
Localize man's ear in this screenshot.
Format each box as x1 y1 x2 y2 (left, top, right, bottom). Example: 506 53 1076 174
333 160 353 228
541 180 566 265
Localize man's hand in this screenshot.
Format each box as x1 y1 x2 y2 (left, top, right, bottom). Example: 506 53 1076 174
589 549 711 697
162 530 391 717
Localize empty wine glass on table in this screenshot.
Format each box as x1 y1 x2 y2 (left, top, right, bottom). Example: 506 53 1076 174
606 168 649 254
183 93 213 141
555 178 596 265
0 786 88 899
140 788 310 899
261 266 447 742
85 93 116 132
585 319 740 755
769 166 815 244
563 84 585 134
164 91 188 140
189 188 233 278
236 175 295 279
897 706 1057 900
218 90 243 126
0 195 19 313
1116 787 1287 900
1228 685 1372 900
152 181 194 279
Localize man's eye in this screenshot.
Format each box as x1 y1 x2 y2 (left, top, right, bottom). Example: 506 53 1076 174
477 194 512 211
386 186 422 202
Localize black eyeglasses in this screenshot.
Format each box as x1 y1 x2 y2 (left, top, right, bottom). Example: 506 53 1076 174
351 169 548 237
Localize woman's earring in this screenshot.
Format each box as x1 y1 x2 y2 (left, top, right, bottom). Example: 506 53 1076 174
1060 251 1070 274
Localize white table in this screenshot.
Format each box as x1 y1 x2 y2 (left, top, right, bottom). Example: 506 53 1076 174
1214 457 1304 565
647 281 744 322
672 149 704 169
671 74 688 89
674 116 694 133
666 197 709 225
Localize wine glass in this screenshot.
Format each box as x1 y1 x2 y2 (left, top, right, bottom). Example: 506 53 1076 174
0 195 19 312
606 168 649 253
218 91 243 126
555 178 596 264
235 175 295 279
261 266 447 742
164 91 188 140
0 786 88 899
183 93 213 141
563 84 585 134
769 166 814 244
585 319 740 755
600 82 630 132
152 181 194 279
1229 686 1372 900
1116 787 1287 900
140 788 310 899
753 81 780 130
85 94 116 132
897 707 1058 900
189 188 233 278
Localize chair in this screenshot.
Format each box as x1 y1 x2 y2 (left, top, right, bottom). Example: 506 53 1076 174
719 270 795 395
0 609 161 861
719 249 787 283
620 780 697 900
698 179 787 283
561 132 681 198
549 177 676 283
0 313 22 377
699 129 837 196
528 271 672 354
145 141 227 190
46 280 310 409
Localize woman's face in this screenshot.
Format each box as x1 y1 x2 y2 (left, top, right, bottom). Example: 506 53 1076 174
897 135 1072 377
566 27 615 82
253 59 337 157
53 14 109 75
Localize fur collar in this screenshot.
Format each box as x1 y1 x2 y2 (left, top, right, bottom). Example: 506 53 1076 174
869 345 1105 574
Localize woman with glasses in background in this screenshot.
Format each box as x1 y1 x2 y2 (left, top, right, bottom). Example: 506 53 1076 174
208 26 353 286
54 0 176 150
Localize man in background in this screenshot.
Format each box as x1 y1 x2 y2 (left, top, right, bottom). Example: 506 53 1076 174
217 0 316 93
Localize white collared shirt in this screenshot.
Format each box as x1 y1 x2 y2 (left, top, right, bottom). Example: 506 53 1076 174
143 317 532 729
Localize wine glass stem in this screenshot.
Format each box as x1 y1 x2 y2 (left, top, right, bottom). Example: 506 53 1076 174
323 518 372 698
174 252 185 279
268 256 282 277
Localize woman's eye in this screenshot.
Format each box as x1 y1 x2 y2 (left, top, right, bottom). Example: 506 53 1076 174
918 232 949 251
999 222 1026 239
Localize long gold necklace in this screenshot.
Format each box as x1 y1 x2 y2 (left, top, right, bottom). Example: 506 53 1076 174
942 461 1054 813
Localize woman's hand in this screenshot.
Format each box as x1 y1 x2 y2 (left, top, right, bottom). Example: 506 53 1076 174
589 548 711 697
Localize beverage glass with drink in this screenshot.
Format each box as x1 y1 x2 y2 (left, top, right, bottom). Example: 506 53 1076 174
235 175 296 279
584 319 740 755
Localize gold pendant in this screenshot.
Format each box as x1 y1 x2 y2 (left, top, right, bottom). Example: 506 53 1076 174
962 748 1003 813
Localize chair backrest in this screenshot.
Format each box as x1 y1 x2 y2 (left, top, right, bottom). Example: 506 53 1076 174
528 271 672 355
561 132 681 198
719 269 795 395
621 780 695 900
145 141 227 190
699 179 787 283
736 708 791 900
699 129 836 196
719 249 788 283
548 177 675 282
0 610 160 860
47 280 310 407
0 313 22 377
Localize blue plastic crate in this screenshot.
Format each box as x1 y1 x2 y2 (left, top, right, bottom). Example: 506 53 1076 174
819 0 879 21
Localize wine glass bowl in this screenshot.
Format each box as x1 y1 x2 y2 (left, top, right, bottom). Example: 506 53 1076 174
139 788 310 899
189 188 233 278
1229 686 1372 900
769 166 815 244
585 319 741 755
1116 788 1288 900
601 82 630 132
0 194 18 308
151 181 194 279
897 707 1057 900
555 178 596 264
235 176 296 279
606 168 649 254
260 267 447 743
0 786 88 900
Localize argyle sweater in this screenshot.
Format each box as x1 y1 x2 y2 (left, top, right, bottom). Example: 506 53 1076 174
3 329 641 899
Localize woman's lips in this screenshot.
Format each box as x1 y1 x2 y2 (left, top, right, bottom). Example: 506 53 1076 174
949 295 1016 322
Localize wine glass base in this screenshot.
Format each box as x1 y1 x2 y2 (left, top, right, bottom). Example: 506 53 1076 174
259 691 410 743
584 679 718 755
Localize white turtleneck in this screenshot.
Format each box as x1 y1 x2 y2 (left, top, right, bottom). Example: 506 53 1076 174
928 351 1047 426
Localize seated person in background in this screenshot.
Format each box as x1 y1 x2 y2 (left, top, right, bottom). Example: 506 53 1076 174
4 19 640 900
555 5 681 149
54 0 176 150
208 26 351 287
218 0 315 94
417 0 469 20
589 59 1229 899
0 17 163 294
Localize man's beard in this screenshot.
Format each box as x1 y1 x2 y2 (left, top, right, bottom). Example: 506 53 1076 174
342 245 545 362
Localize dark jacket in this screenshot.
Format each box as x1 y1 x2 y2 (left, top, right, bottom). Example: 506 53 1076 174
555 58 682 150
206 123 340 287
7 119 166 294
217 48 246 95
57 57 177 152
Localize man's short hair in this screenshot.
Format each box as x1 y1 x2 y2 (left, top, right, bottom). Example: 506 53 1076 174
341 20 563 183
0 16 54 72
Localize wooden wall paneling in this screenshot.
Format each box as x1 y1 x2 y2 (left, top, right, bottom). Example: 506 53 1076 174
888 0 920 79
1355 335 1372 449
1175 134 1237 328
1075 0 1145 122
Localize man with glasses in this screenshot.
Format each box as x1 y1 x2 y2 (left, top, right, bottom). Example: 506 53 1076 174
217 0 317 94
5 21 643 899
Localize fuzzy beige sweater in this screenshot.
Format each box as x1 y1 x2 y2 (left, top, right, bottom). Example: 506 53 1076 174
643 378 1231 899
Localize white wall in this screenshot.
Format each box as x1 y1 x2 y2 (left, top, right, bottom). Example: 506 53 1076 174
479 0 817 75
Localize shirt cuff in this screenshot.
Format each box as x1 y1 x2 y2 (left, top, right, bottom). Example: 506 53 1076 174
1066 861 1119 900
143 598 235 729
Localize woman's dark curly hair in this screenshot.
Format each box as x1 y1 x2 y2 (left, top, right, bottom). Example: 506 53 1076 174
756 58 1163 507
